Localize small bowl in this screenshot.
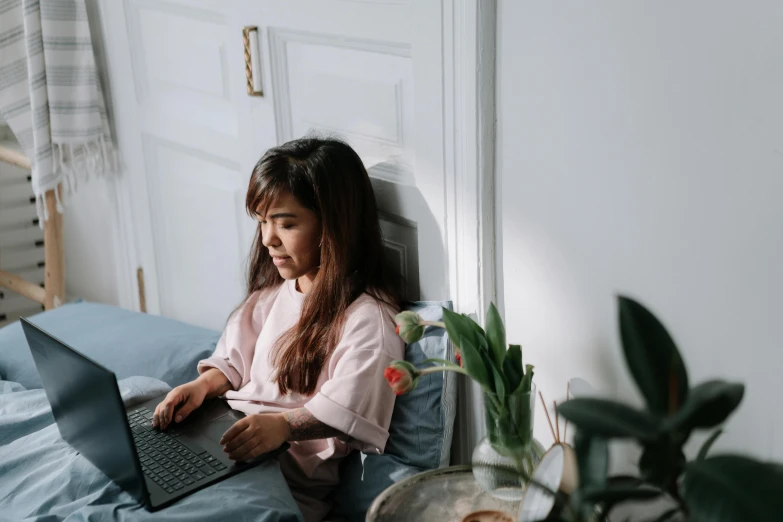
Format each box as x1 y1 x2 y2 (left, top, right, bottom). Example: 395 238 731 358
460 510 516 522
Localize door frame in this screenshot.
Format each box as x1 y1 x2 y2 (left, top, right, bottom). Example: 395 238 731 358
107 0 498 464
442 0 498 464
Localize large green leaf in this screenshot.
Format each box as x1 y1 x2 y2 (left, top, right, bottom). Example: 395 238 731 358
639 439 685 490
557 398 660 442
682 455 783 522
697 429 723 461
582 485 663 503
502 344 523 394
666 380 744 432
520 364 534 393
488 355 506 406
574 431 609 491
457 333 492 391
585 486 664 522
465 314 490 356
507 388 534 446
647 508 682 522
618 296 689 415
442 308 479 351
485 302 507 366
570 433 609 521
459 311 488 345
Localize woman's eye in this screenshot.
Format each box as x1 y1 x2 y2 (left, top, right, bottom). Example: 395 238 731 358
280 224 293 230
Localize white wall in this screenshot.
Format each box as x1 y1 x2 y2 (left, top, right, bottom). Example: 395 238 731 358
63 177 119 305
496 0 783 467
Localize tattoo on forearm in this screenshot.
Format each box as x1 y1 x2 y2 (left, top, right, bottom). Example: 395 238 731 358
284 408 344 441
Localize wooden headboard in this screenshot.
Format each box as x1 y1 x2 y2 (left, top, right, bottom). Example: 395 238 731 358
0 138 65 315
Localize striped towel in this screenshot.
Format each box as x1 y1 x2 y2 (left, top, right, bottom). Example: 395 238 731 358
0 0 116 221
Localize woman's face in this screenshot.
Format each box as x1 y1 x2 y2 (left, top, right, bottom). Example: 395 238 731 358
256 192 321 285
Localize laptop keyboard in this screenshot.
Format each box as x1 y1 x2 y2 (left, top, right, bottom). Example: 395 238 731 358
127 408 228 494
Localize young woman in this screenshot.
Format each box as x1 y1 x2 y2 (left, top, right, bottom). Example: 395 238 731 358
151 137 404 521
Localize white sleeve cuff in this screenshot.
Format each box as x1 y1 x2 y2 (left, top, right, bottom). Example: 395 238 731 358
304 392 390 453
197 356 242 391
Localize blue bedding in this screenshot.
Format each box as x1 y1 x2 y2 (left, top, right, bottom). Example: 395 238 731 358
0 375 304 522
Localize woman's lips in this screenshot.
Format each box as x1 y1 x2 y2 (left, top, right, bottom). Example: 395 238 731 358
272 256 290 266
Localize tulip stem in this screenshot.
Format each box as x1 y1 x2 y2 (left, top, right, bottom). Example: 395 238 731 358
418 362 505 411
419 363 470 378
420 320 446 329
422 357 463 370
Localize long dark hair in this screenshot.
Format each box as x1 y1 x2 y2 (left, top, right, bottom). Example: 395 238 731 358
245 137 403 396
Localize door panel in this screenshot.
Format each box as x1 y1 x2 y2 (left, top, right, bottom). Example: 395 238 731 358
268 28 415 186
143 136 247 329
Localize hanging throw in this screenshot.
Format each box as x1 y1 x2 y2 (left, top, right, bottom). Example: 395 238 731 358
0 0 117 222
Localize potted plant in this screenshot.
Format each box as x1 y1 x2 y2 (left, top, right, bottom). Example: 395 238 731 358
519 295 783 521
384 304 544 499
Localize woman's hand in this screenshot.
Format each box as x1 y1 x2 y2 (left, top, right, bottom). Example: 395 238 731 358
220 413 290 462
152 380 207 430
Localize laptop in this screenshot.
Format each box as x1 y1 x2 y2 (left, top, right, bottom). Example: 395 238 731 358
20 318 289 511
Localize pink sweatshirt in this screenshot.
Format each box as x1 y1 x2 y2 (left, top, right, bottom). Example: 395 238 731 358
196 278 403 482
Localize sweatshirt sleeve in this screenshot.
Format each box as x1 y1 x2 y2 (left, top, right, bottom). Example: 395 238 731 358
196 290 263 391
303 301 404 453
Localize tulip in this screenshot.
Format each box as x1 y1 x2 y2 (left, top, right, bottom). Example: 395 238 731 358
394 311 446 344
384 358 468 396
384 360 420 395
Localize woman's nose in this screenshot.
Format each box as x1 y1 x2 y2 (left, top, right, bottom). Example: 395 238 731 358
261 227 280 248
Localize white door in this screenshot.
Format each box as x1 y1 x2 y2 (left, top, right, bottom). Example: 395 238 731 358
104 0 456 329
101 0 496 461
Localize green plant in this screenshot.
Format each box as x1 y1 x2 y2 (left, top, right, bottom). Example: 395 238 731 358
551 295 783 522
384 304 536 468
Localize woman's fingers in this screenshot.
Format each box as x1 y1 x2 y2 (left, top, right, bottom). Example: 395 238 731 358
153 391 183 429
222 424 254 453
152 399 166 428
227 434 265 461
174 399 197 424
219 418 249 446
156 402 170 428
163 402 173 428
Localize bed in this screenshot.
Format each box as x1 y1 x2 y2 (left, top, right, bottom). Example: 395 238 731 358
0 299 455 521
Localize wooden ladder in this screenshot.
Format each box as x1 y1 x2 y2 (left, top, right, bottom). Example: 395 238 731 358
0 143 64 310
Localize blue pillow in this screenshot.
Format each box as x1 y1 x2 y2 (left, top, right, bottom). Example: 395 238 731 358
329 301 456 522
0 302 221 390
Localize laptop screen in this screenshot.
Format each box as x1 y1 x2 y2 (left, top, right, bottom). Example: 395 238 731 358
21 319 147 504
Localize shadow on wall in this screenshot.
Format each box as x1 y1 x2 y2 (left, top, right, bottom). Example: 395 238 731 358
368 164 447 303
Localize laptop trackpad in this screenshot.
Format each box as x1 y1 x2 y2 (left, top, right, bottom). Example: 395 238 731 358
175 398 239 426
175 399 245 449
199 415 239 445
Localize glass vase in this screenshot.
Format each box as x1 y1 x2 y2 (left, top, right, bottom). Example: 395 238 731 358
471 383 545 501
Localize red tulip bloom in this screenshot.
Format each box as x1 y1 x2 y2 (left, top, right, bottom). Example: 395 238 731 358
383 361 420 395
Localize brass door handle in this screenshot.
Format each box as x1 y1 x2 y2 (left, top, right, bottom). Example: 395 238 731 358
242 26 263 97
